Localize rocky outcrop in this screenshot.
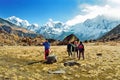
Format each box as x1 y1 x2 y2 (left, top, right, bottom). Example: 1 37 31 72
45 55 57 64
59 34 79 45
99 24 120 41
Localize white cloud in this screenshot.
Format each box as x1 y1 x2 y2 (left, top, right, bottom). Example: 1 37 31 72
107 0 120 6
66 0 120 26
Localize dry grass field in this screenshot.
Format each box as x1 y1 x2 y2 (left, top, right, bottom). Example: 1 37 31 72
0 42 120 80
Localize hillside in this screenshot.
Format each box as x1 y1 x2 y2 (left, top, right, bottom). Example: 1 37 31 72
99 24 120 41
0 18 39 37
0 18 45 46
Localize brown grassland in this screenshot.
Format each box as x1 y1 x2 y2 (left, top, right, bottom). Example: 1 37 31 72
0 42 120 80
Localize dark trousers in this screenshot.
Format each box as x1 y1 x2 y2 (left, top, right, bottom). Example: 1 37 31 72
67 50 72 57
76 49 79 58
73 48 78 58
78 50 84 60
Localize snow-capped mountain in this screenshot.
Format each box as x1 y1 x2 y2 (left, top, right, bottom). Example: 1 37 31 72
6 16 39 31
5 15 120 41
0 18 39 38
36 19 69 39
7 16 30 28
66 15 120 41
36 15 120 41
27 24 39 31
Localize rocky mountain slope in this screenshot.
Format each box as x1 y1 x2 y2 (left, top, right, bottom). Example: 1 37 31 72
99 24 120 41
0 18 45 46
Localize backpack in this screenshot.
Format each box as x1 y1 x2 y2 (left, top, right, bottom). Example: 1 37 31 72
78 44 84 49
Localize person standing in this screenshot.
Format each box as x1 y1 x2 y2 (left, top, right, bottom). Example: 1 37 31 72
74 40 79 58
78 41 85 60
67 41 72 57
42 39 50 60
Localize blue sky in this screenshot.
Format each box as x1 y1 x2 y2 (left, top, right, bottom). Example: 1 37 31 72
0 0 120 25
0 0 77 24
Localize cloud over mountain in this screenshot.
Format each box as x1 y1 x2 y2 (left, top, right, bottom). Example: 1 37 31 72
66 0 120 26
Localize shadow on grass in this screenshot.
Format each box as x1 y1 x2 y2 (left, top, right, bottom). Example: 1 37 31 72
27 60 45 65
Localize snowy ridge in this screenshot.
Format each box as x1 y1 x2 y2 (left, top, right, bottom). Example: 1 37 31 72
6 16 39 31
5 15 120 41
41 15 120 41
36 19 70 39
7 16 30 28
67 15 120 41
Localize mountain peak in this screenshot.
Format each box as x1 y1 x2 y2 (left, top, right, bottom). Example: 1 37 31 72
6 16 39 31
7 16 30 28
45 19 64 28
